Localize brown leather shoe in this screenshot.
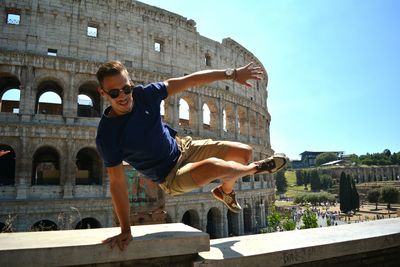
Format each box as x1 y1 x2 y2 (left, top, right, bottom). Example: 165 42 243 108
253 154 287 174
211 185 242 213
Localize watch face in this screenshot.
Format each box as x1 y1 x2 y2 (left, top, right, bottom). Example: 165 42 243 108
226 69 233 76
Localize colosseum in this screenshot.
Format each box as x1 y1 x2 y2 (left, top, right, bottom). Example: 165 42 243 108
0 0 276 237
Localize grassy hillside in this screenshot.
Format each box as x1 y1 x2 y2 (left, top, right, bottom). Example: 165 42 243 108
284 170 308 198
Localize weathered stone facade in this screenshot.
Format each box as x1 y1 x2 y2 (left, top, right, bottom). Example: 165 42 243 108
320 165 400 182
0 0 275 236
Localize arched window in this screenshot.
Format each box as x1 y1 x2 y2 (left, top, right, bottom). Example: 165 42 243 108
222 109 227 132
179 98 190 127
32 146 60 185
77 82 101 117
31 220 58 231
1 88 20 113
160 100 165 117
0 144 16 186
75 217 101 229
37 92 62 115
35 80 63 115
0 74 21 113
76 147 102 185
202 103 210 127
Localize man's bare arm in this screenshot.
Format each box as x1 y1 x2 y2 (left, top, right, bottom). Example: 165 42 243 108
165 62 263 97
102 163 132 251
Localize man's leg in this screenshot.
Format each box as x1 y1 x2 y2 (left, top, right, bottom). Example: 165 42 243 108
164 138 285 200
189 143 254 191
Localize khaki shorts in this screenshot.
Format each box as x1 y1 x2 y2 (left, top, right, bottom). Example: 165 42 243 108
159 136 231 196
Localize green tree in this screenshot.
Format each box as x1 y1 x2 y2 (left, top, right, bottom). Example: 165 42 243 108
383 149 391 157
303 170 310 189
346 154 360 165
281 211 296 231
294 194 307 205
275 170 288 195
320 174 333 190
367 189 380 210
349 175 360 212
301 207 318 229
310 169 321 191
381 186 399 209
266 206 281 232
295 170 303 186
390 152 400 165
316 152 338 166
339 172 352 213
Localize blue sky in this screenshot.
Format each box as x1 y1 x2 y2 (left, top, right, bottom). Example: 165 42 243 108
139 0 400 159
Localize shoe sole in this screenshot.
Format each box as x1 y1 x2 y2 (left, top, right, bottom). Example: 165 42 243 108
270 157 287 173
255 156 288 174
211 189 241 213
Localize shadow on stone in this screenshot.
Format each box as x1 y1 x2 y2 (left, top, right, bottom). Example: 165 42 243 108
209 240 243 259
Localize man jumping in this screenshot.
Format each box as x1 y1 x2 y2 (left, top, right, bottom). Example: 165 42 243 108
95 61 287 250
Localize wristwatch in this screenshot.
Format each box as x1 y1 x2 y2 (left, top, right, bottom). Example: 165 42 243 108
225 68 235 80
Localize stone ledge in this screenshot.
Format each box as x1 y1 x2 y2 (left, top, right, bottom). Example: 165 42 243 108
194 218 400 267
0 223 209 267
1 219 399 267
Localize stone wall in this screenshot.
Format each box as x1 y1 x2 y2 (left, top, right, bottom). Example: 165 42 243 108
320 165 400 182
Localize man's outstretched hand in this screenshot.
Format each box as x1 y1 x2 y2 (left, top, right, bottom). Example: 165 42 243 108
235 62 264 87
102 231 132 251
0 150 10 157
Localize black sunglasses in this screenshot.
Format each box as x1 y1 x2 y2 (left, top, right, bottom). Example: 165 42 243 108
103 85 133 99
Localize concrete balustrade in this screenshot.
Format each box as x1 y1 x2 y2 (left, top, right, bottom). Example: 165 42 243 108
1 219 399 267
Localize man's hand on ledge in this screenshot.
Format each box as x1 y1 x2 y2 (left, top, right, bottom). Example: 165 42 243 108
102 231 133 251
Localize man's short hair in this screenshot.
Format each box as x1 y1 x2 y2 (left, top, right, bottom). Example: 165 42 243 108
96 61 128 87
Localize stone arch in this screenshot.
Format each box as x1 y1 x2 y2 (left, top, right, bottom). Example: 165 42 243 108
32 146 61 185
77 81 101 117
75 217 102 229
179 98 190 127
202 98 218 131
31 219 58 231
35 78 64 115
223 102 235 133
0 144 16 186
202 103 211 129
255 201 262 229
75 147 102 185
237 105 248 136
0 222 10 233
206 207 223 239
179 95 196 128
160 97 172 123
181 209 201 230
0 73 21 113
243 203 253 234
227 210 240 236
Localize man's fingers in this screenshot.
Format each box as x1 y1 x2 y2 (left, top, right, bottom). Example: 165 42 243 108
109 238 117 249
244 62 253 69
102 233 132 251
117 239 123 251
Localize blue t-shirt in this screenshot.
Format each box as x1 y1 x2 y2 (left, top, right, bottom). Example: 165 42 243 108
95 82 181 183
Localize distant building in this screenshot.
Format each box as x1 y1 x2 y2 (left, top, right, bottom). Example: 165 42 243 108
291 151 344 168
